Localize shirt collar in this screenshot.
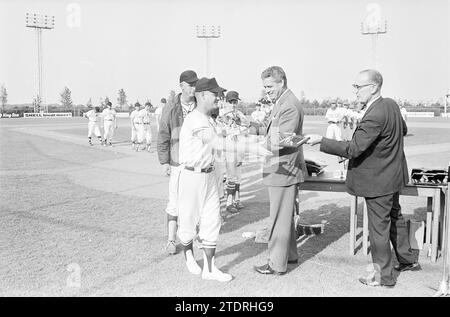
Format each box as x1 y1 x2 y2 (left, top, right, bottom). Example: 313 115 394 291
365 95 381 112
275 88 290 105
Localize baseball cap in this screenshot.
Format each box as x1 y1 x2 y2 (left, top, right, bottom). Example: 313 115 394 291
179 70 199 85
195 77 227 94
225 91 241 103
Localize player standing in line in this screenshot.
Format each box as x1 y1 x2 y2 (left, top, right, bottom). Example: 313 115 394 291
84 105 103 146
177 77 271 281
154 98 167 132
102 101 118 146
135 102 153 152
130 102 141 149
325 99 343 141
157 70 199 255
223 91 248 214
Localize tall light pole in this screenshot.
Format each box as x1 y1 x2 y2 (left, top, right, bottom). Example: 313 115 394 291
361 3 387 69
26 13 55 113
196 25 221 77
445 91 450 117
361 20 387 69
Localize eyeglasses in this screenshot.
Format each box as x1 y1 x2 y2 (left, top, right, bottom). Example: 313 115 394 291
352 83 374 91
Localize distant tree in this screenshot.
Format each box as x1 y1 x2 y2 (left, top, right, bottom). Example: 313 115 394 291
86 97 93 108
117 89 127 109
60 87 74 109
104 96 110 105
0 84 7 114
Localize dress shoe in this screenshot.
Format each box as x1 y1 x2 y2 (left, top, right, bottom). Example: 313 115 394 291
287 259 299 265
394 262 421 272
254 263 285 275
358 277 395 289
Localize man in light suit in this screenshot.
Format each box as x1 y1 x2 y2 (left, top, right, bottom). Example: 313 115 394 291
306 69 420 288
254 66 307 275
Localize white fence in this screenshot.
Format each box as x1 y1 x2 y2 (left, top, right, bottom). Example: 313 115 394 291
24 112 73 118
0 113 20 118
405 112 435 118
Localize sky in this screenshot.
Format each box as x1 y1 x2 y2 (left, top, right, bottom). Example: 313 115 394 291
0 0 449 105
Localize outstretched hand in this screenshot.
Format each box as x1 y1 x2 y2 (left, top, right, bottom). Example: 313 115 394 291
304 134 323 146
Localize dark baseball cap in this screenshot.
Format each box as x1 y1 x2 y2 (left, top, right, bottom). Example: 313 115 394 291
225 91 241 102
179 70 199 85
195 77 227 94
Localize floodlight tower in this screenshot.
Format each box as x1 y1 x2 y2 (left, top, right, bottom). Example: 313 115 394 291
361 19 387 69
26 13 55 113
196 25 221 77
445 90 450 117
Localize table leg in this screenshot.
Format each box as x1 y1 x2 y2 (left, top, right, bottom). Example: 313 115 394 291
350 196 358 255
426 197 433 247
363 201 369 255
431 189 441 262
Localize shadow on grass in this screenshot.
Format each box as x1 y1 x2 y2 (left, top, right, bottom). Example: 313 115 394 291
218 203 355 273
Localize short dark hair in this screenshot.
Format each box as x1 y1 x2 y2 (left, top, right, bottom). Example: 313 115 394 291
106 101 112 107
261 66 287 88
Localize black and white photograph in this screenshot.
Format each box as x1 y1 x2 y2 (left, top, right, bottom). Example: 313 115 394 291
0 0 449 300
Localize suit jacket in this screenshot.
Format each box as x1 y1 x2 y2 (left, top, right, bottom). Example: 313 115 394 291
320 97 409 197
263 89 307 187
157 94 195 166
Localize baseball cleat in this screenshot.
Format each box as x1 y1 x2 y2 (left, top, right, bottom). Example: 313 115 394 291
186 259 202 275
226 205 239 215
166 240 177 255
202 267 233 282
234 201 244 209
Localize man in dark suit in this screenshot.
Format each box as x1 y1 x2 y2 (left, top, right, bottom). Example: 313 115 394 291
306 69 420 288
254 66 307 275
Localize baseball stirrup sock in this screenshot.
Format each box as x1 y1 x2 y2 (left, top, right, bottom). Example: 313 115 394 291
226 181 236 196
181 240 194 260
167 215 178 241
202 247 216 273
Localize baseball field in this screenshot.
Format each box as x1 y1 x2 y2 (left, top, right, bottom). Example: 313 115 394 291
1 116 449 297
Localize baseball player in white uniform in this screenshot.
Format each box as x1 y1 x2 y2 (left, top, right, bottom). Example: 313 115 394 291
154 98 167 132
135 103 153 152
130 102 141 149
102 101 117 146
325 100 343 141
84 106 103 146
178 77 271 282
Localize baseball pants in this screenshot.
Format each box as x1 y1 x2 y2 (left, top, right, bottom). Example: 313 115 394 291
177 168 221 248
88 121 101 138
131 126 138 143
104 120 115 141
326 123 342 141
165 165 182 217
137 124 152 144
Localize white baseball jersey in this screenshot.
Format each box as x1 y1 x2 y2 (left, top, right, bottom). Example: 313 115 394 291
325 108 343 123
179 109 216 169
251 109 266 123
136 108 151 125
84 109 99 122
130 109 140 125
102 108 117 122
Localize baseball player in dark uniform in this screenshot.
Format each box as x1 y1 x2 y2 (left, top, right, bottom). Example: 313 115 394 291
157 70 199 255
